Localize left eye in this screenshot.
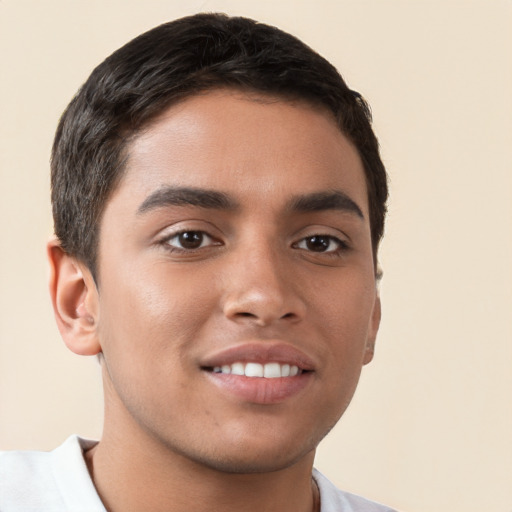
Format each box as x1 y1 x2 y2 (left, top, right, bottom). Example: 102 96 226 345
165 231 216 250
295 235 344 253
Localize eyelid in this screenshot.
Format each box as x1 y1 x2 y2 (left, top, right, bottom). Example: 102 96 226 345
154 220 225 253
155 219 222 240
292 224 350 242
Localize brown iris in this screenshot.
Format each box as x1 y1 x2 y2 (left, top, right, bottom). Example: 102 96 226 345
305 235 331 252
178 231 204 249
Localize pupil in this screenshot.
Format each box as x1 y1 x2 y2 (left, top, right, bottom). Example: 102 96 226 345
306 236 329 252
179 231 203 249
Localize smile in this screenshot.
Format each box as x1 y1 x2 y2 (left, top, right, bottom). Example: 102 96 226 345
200 342 315 403
211 362 302 378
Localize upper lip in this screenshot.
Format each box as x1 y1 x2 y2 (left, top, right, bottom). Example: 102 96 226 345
200 342 316 371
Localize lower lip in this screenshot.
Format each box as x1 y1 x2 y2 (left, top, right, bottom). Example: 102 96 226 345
204 371 313 404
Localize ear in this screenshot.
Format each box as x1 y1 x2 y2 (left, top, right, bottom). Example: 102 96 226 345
47 237 101 356
363 292 381 365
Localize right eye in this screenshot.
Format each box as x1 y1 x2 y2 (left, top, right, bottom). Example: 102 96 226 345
164 230 217 251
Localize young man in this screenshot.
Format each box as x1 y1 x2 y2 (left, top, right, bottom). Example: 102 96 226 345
0 13 394 512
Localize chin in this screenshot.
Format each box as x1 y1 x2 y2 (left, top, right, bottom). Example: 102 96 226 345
164 426 322 475
189 445 315 475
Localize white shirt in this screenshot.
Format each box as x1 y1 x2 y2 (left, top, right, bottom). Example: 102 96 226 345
0 436 397 511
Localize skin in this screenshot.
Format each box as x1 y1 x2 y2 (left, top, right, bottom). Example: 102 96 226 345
49 89 381 512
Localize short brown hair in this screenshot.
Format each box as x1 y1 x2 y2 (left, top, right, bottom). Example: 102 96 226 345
51 13 388 280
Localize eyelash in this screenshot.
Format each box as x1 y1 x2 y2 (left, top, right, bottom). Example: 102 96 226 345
160 230 349 256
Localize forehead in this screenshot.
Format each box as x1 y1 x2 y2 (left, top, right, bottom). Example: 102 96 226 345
113 89 368 215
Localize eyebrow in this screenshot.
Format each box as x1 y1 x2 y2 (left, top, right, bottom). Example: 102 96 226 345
137 186 363 219
137 186 238 214
288 191 364 219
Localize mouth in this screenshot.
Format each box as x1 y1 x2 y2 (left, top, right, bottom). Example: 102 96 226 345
203 361 306 378
200 343 315 404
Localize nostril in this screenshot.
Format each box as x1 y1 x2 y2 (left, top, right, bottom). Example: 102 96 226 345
231 311 297 323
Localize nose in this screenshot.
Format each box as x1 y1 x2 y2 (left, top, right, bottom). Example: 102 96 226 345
222 243 306 327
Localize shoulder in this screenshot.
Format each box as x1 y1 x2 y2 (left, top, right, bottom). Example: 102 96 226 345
313 469 399 512
0 436 105 512
0 442 60 511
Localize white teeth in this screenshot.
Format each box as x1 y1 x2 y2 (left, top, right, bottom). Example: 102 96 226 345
245 362 264 377
211 362 302 378
231 362 245 375
263 362 281 378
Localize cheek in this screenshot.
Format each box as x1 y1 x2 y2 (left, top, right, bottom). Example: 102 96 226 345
95 267 217 421
96 263 218 363
312 275 376 386
312 271 376 340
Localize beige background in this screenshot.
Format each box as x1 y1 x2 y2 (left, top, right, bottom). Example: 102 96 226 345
1 1 511 511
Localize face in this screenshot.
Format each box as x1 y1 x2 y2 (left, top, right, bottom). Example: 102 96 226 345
94 89 380 473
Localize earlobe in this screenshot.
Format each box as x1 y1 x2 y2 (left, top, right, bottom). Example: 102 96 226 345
47 237 102 356
363 293 381 365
